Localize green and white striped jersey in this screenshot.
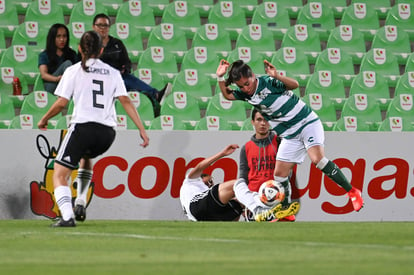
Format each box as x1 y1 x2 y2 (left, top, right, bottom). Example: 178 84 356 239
233 75 319 138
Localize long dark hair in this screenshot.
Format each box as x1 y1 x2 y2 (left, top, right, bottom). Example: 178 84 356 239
226 60 253 86
79 31 103 71
45 23 76 72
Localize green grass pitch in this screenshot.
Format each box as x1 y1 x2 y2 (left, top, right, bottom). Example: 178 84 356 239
0 220 413 274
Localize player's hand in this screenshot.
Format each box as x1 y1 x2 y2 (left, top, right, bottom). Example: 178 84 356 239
264 60 277 77
216 59 230 77
37 119 48 130
139 131 150 148
222 144 239 156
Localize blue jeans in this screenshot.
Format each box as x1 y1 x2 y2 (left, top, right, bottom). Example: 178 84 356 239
44 60 73 94
122 73 158 97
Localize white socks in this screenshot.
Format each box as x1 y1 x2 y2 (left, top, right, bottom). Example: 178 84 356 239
54 185 74 221
74 169 93 207
233 178 268 213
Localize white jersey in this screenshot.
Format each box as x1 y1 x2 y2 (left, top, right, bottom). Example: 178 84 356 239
179 175 209 221
55 58 127 127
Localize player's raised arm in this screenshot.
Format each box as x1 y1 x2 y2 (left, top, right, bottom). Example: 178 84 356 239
188 144 239 179
264 60 299 90
216 59 236 100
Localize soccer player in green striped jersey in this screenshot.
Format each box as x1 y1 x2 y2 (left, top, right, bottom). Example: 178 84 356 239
216 59 364 216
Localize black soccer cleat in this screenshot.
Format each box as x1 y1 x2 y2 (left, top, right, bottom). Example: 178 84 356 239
51 218 76 227
74 205 86 222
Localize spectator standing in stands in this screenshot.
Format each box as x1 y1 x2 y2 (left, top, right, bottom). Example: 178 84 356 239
38 23 78 94
92 13 170 116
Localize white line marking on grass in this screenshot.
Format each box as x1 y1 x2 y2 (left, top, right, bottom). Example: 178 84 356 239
40 231 242 243
18 232 414 250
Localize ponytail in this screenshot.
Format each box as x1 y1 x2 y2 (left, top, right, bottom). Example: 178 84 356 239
79 31 103 71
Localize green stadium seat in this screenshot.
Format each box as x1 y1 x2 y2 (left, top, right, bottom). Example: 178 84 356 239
161 1 201 39
281 24 322 64
195 115 233 131
394 72 414 98
191 23 232 60
68 22 88 50
24 0 65 29
207 1 247 40
359 48 400 87
319 0 347 19
349 71 391 111
0 45 39 85
238 0 259 17
378 116 414 132
127 91 155 129
296 2 336 41
0 2 19 38
133 68 167 92
313 48 356 87
171 69 213 109
193 0 214 17
68 0 108 50
12 0 32 15
138 47 179 82
180 46 220 86
371 25 411 65
149 115 188 130
351 0 391 20
333 115 371 132
227 47 266 76
302 93 337 131
0 67 29 104
386 94 414 122
0 92 15 129
205 93 248 130
141 0 169 17
20 91 61 127
146 23 188 63
240 117 254 131
235 24 277 60
33 73 45 92
340 93 383 131
326 25 367 65
109 22 143 63
8 114 45 130
340 3 380 41
54 115 72 130
99 0 123 16
11 22 47 54
270 47 311 87
305 70 347 111
250 1 290 40
160 91 201 130
276 0 304 19
0 29 6 60
114 94 154 130
385 3 414 41
55 0 78 16
406 52 414 73
115 0 155 38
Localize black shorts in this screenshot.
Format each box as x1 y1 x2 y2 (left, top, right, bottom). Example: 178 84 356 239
55 122 116 169
189 184 243 221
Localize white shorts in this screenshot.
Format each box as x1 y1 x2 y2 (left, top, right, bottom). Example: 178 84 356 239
276 120 325 164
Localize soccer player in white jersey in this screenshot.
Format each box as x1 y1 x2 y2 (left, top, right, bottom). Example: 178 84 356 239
216 59 364 221
38 31 149 227
180 144 288 222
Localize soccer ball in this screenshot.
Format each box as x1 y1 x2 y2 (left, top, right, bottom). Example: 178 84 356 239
258 180 285 207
